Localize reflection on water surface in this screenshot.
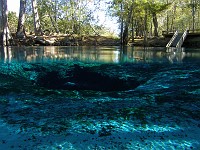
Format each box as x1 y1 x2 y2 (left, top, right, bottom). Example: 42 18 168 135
1 46 200 63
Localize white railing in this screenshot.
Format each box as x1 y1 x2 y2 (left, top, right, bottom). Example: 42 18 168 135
176 29 188 48
166 31 178 47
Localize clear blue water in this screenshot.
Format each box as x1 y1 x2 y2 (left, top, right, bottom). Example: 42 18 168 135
0 46 200 149
1 46 199 64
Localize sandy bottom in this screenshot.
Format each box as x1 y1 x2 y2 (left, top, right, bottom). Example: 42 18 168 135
0 117 200 150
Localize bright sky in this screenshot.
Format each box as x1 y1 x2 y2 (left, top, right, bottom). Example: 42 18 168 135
7 0 20 15
7 0 119 34
89 1 119 34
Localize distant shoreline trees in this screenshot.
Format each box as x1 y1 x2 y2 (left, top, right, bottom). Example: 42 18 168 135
1 0 114 46
108 0 200 45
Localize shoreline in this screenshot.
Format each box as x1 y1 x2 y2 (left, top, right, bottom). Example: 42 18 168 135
2 33 200 47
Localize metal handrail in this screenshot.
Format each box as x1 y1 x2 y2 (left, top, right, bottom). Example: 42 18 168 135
166 31 178 47
176 29 188 48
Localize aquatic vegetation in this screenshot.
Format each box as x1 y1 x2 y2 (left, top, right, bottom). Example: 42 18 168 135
0 58 200 149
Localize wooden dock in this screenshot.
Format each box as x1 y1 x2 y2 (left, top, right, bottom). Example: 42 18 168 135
163 30 200 38
163 30 200 48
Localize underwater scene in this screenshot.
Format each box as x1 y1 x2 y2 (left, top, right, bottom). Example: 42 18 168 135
0 46 200 149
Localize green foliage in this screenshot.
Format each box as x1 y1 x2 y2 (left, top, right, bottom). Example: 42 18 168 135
147 1 171 14
24 14 34 34
108 0 200 39
6 0 112 36
7 0 200 38
8 11 18 33
34 0 109 35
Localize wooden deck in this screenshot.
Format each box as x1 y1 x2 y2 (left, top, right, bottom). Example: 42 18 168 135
163 30 200 47
162 30 200 38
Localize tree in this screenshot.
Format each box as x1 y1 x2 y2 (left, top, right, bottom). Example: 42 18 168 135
8 11 18 33
108 0 135 45
0 0 12 46
37 0 59 34
16 0 26 38
189 0 199 32
56 0 100 35
147 1 170 36
122 0 134 45
32 0 42 35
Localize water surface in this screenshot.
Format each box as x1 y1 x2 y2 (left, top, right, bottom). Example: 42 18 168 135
1 46 200 63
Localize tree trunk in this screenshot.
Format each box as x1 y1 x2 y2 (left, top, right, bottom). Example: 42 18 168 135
144 8 148 46
152 12 158 37
0 0 12 46
32 0 42 35
122 1 134 45
166 0 169 33
120 3 124 45
192 0 195 32
47 0 59 34
131 18 134 43
16 0 26 38
54 0 59 33
170 4 176 31
48 12 59 33
0 0 2 31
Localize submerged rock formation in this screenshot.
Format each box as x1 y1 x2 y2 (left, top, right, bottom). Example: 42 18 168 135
36 64 143 91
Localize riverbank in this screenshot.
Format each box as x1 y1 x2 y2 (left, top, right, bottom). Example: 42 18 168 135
11 34 121 46
132 36 200 48
11 35 170 47
2 33 167 47
2 33 200 47
131 37 169 47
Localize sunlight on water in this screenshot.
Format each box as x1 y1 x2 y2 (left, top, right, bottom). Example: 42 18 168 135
1 46 200 64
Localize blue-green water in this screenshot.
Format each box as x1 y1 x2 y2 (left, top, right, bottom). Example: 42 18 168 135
1 46 199 64
0 46 200 149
